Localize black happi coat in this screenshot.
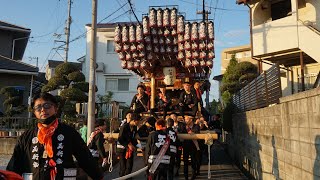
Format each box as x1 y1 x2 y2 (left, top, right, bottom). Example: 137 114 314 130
118 123 138 152
155 92 172 109
166 127 178 156
88 131 107 158
130 93 149 112
145 130 170 165
179 91 198 106
183 124 200 151
7 123 103 180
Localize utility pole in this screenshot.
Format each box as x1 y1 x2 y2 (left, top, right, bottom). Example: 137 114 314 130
87 0 97 144
197 0 211 110
65 0 72 62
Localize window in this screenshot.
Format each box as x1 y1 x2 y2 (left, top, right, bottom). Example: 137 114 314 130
106 79 117 91
106 40 115 53
244 51 251 58
235 53 242 59
298 73 318 92
118 79 129 91
105 78 129 92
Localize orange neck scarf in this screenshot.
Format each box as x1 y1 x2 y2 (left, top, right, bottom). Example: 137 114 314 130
37 119 59 180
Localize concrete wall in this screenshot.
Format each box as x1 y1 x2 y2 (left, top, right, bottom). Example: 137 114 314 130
0 137 17 154
229 87 320 180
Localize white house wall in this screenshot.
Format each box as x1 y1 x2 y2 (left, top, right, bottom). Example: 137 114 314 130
85 27 140 106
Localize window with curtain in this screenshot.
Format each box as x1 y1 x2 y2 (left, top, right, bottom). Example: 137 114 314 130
105 79 117 91
106 40 115 53
118 79 129 91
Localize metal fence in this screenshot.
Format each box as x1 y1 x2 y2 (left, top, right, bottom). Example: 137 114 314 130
232 63 282 111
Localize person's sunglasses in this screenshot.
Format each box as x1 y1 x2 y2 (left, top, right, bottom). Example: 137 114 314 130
33 103 54 112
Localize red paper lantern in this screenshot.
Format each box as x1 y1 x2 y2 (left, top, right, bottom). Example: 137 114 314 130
147 53 153 60
166 46 172 53
153 36 159 44
206 60 213 68
177 15 185 34
132 52 139 59
143 16 150 35
158 29 163 36
164 28 170 37
114 24 121 43
184 22 191 41
118 52 125 60
191 41 198 51
134 61 140 69
121 61 127 68
191 22 199 41
129 25 136 43
185 50 192 59
163 8 170 27
192 59 199 67
173 36 178 45
140 60 149 69
149 8 157 28
139 51 145 58
170 8 177 27
127 61 134 70
146 44 152 52
159 37 165 45
165 37 172 45
151 28 157 35
184 41 191 50
160 46 165 53
171 28 177 36
208 21 214 40
192 51 199 59
157 8 163 28
208 51 215 59
130 44 137 52
200 51 207 59
136 24 143 42
126 53 132 61
122 26 129 43
173 46 178 53
177 51 184 61
154 45 160 53
123 44 130 52
178 43 184 51
207 41 214 50
199 41 206 50
200 59 206 67
178 34 184 43
145 36 151 43
185 59 192 68
199 21 206 40
115 43 122 53
137 43 144 51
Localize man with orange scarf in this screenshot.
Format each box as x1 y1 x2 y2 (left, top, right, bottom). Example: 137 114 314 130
7 93 103 180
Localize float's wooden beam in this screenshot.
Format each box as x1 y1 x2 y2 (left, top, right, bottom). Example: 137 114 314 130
104 131 218 140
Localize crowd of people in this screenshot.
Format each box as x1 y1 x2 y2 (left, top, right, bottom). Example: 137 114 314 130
4 81 222 180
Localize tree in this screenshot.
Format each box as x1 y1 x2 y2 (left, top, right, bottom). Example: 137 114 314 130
96 92 114 118
42 62 95 118
220 54 258 132
0 87 26 117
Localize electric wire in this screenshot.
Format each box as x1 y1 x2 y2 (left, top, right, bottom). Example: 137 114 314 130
177 0 247 12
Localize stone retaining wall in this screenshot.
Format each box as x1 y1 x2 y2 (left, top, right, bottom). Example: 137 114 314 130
0 137 17 154
229 87 320 180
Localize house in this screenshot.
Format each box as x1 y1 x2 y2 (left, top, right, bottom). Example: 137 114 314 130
83 23 140 106
236 0 320 93
0 21 38 116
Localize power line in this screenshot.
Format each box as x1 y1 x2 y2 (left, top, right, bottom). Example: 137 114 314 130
178 0 247 12
127 0 141 25
55 2 129 50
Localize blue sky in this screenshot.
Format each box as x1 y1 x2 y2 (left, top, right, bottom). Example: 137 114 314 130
1 0 249 100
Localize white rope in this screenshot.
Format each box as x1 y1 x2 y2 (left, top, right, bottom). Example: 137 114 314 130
108 119 113 172
205 133 213 179
112 166 148 180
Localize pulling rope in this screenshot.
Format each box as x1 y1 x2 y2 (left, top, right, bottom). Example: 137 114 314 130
112 166 148 180
107 119 114 172
204 133 214 179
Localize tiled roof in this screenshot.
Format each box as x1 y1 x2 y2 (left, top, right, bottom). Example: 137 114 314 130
0 58 38 72
0 20 31 31
48 60 82 70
